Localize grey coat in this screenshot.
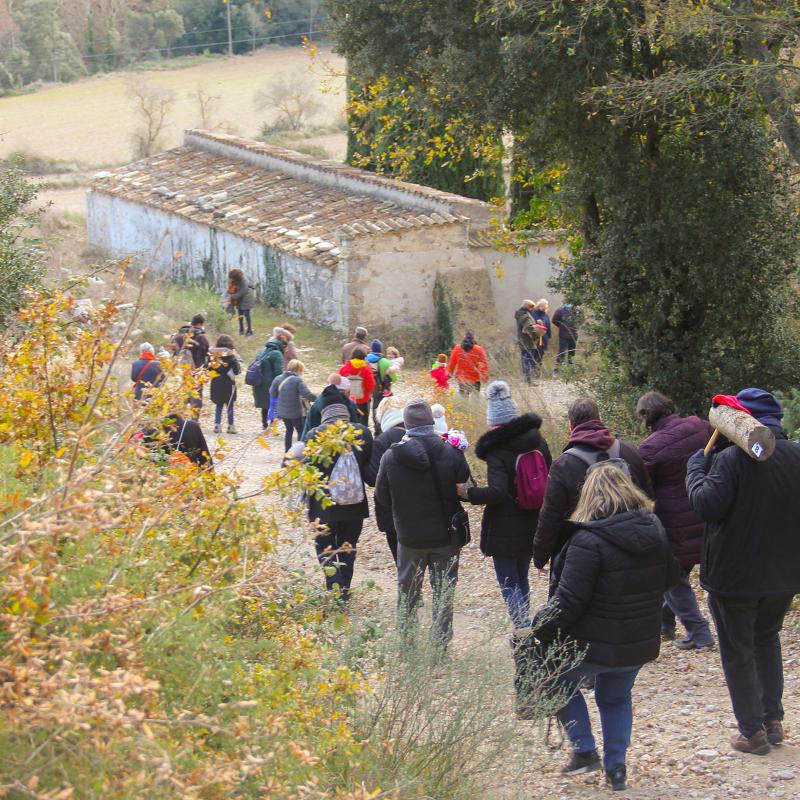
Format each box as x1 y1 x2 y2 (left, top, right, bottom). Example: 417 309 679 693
270 371 316 420
229 281 255 311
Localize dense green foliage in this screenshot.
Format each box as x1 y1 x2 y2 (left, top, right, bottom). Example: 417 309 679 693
0 0 325 89
328 0 800 412
347 74 505 201
0 166 42 330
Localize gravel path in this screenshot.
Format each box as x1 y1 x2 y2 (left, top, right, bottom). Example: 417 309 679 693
202 363 800 800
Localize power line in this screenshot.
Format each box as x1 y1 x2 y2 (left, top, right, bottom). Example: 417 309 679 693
1 22 329 70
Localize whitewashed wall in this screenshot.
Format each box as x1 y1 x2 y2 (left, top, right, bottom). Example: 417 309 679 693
477 240 564 332
86 191 349 330
344 224 486 329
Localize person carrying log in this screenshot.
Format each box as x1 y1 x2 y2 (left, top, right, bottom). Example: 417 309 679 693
686 388 800 756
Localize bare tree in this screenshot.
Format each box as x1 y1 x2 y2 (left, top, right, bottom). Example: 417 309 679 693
189 83 222 130
253 71 323 132
127 79 175 159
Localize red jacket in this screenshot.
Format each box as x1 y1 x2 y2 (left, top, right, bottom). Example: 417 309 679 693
339 358 375 403
430 363 450 389
448 344 489 385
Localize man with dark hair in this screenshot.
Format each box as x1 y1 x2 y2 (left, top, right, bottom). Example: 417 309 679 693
687 388 800 756
552 303 579 365
533 397 652 569
637 391 714 649
188 314 210 368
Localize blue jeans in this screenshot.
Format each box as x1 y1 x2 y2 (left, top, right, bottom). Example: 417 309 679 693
520 347 536 384
214 402 234 426
557 663 641 771
492 555 531 627
664 567 713 645
238 308 252 334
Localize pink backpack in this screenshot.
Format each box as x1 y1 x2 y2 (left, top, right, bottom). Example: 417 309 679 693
515 450 549 510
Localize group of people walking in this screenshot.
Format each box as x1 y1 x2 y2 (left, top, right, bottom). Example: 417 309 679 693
515 297 579 382
131 301 799 794
288 375 800 793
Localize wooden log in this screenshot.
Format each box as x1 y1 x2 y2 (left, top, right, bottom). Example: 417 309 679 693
708 404 776 461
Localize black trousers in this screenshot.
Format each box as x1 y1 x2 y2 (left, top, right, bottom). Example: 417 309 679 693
708 592 794 736
314 518 363 601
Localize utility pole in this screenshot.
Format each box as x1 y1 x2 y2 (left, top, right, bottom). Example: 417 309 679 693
226 0 233 56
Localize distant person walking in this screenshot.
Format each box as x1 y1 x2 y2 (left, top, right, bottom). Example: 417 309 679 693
531 299 552 375
209 335 241 434
375 400 471 648
686 388 800 756
515 299 539 384
281 322 299 361
552 303 579 366
302 374 360 438
533 462 678 791
251 329 286 431
131 342 164 402
463 381 552 628
447 331 489 395
339 346 375 426
304 402 373 603
270 359 316 452
636 391 714 650
226 269 255 337
341 326 369 364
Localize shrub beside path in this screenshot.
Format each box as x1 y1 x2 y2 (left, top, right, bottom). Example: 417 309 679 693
206 361 799 800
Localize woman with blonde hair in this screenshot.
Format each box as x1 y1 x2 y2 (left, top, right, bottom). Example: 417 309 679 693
532 461 678 791
269 358 316 451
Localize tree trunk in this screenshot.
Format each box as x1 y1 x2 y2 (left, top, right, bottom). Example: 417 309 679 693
735 2 800 167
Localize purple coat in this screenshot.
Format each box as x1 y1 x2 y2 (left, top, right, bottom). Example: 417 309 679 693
639 414 712 569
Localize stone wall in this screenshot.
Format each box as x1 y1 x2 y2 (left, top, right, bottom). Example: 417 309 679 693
477 238 564 334
86 191 349 330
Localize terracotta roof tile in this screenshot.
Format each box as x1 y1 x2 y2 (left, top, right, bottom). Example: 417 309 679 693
90 132 484 266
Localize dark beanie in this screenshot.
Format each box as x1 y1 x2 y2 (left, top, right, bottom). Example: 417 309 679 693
371 339 383 354
403 399 434 429
736 387 783 428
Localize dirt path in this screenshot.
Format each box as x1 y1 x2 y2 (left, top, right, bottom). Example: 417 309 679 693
203 364 799 800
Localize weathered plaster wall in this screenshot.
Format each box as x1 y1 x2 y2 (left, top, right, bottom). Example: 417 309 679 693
86 191 348 329
478 240 563 332
343 223 487 330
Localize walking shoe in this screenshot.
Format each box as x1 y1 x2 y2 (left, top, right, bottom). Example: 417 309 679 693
606 765 627 791
765 720 784 745
245 330 253 336
213 423 221 434
227 425 238 434
560 750 601 775
731 730 771 755
676 636 714 651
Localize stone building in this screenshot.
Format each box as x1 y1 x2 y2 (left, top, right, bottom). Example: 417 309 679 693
87 130 560 334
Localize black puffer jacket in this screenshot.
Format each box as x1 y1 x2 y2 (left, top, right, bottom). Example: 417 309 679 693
304 421 373 525
363 423 406 533
686 434 800 597
467 414 552 558
209 349 240 406
533 509 679 667
375 433 471 549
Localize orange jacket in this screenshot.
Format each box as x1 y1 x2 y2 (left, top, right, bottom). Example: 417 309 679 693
339 358 376 403
448 344 489 385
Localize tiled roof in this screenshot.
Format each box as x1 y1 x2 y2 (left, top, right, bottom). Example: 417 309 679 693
90 131 489 268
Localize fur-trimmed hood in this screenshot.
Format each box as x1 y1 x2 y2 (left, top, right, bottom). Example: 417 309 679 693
475 413 544 460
